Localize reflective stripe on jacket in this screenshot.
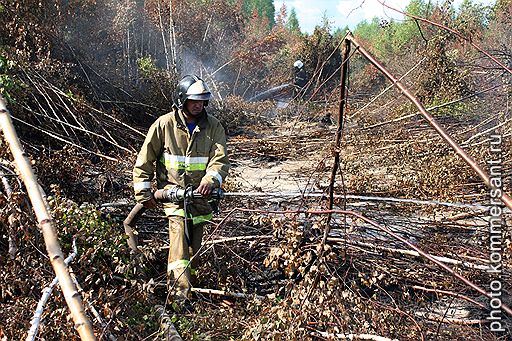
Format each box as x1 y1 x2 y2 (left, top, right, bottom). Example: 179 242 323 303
133 107 230 219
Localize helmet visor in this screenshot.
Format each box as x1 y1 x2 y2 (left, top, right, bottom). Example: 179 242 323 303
187 93 212 101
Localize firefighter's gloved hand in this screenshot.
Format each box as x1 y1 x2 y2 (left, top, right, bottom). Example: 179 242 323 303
196 181 214 196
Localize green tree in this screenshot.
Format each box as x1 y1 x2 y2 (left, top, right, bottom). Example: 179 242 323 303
456 0 493 37
393 0 431 47
286 8 301 33
353 18 383 54
242 0 275 29
333 25 350 39
261 0 275 27
353 0 432 58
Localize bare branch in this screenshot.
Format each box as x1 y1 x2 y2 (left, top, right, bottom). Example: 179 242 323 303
0 96 96 340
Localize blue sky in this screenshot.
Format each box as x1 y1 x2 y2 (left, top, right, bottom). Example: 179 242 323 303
274 0 497 33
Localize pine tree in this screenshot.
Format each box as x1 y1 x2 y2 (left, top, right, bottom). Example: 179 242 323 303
286 8 301 33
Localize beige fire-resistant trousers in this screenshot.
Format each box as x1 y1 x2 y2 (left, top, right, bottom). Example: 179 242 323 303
167 216 205 299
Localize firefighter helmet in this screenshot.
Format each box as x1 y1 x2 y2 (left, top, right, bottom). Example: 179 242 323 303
175 75 212 108
293 60 304 69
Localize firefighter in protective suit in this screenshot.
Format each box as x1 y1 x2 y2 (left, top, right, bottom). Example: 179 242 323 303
293 60 307 98
132 75 230 302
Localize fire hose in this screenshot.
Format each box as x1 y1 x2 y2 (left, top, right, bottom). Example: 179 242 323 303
123 188 498 251
123 187 224 251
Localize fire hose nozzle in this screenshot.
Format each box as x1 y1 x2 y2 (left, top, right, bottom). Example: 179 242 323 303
125 187 224 251
154 187 224 203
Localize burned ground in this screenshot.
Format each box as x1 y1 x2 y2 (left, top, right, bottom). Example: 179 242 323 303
1 93 511 340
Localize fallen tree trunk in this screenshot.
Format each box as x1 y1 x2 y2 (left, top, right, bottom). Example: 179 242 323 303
0 96 96 340
191 287 264 300
310 330 398 341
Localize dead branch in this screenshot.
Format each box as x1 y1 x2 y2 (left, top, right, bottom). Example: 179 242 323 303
69 267 117 341
0 169 17 259
191 287 264 300
219 207 512 316
362 85 500 130
345 32 512 211
462 116 512 146
222 191 491 211
204 235 272 245
351 56 427 119
465 132 512 148
414 312 488 325
26 240 78 341
329 238 491 271
456 111 504 137
411 285 486 310
153 282 264 300
326 38 350 229
6 213 17 259
84 104 146 138
0 96 96 340
10 114 118 162
19 103 133 153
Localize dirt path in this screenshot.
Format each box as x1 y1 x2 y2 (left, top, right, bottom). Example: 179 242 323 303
232 159 312 192
227 120 334 193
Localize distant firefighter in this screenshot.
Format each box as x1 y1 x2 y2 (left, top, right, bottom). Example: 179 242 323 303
293 60 307 97
293 60 307 87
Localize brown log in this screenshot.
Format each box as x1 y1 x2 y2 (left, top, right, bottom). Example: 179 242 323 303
414 312 488 325
411 285 486 310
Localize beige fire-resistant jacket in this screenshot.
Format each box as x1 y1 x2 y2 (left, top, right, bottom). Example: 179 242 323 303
133 107 230 223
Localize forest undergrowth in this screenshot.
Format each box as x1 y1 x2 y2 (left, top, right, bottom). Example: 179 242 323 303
1 96 511 340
